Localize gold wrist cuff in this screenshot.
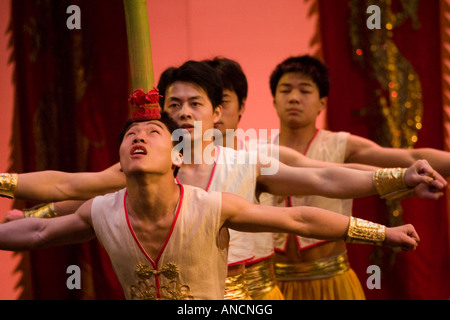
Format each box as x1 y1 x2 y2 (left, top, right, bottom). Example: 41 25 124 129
345 216 386 246
373 168 413 200
382 188 416 202
24 203 58 219
0 173 18 199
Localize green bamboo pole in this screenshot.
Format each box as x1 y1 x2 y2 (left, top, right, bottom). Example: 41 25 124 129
123 0 154 92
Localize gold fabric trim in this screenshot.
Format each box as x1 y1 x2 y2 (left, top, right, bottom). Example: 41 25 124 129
24 203 58 218
129 262 194 300
274 252 350 281
0 173 18 199
244 258 277 298
345 216 386 246
224 270 249 300
373 168 414 200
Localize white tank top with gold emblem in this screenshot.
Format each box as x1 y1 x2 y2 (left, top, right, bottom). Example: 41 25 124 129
91 184 228 300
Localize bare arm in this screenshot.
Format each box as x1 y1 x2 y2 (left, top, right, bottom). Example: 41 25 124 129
14 163 126 202
346 134 450 177
0 199 95 251
256 155 446 200
221 192 349 239
278 145 378 171
3 200 86 222
220 193 419 251
258 159 375 198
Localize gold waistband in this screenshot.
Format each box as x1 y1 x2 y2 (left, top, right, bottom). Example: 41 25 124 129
224 271 249 300
274 252 350 281
244 258 277 297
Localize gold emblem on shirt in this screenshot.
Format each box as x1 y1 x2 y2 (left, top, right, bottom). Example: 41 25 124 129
129 262 194 300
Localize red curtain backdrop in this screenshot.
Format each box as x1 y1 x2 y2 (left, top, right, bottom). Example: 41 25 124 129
9 0 129 299
319 0 450 299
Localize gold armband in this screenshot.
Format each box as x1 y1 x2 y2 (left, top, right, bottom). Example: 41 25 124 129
373 168 414 201
345 216 386 246
24 203 58 219
0 173 18 199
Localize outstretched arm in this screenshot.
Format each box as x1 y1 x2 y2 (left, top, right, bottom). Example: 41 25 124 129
257 155 446 200
277 145 378 171
346 134 450 177
0 199 95 251
221 193 419 251
4 163 125 202
3 200 86 222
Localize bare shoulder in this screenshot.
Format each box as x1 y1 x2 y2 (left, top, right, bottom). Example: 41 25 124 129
76 198 95 224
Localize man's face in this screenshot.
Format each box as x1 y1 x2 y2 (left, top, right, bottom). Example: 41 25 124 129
273 72 326 129
119 120 177 176
214 89 245 136
164 81 221 141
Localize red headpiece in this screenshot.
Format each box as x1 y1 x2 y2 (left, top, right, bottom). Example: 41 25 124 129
128 88 162 121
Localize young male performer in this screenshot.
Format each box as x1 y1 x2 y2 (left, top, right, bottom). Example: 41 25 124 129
269 55 450 299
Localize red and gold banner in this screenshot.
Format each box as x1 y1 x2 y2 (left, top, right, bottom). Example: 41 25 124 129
319 0 450 299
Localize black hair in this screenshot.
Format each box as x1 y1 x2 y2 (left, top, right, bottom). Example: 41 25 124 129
269 55 330 98
118 112 182 177
202 57 248 109
157 60 224 111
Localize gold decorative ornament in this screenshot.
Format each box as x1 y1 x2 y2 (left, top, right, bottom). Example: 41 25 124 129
130 262 194 300
274 252 350 281
349 0 423 149
244 259 276 297
224 271 249 300
0 173 18 199
372 167 415 201
345 216 386 246
348 0 423 267
24 202 58 218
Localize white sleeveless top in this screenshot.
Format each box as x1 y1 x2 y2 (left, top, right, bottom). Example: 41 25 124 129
196 145 258 265
272 130 353 250
240 139 276 264
91 184 228 300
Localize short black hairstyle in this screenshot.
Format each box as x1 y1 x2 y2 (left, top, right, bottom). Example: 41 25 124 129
269 55 330 98
157 60 224 111
202 57 248 109
118 112 182 177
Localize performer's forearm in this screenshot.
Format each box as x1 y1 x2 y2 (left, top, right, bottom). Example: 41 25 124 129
0 218 45 251
53 200 86 216
14 171 78 202
290 208 385 246
2 164 126 202
289 206 351 241
23 200 85 218
411 148 450 177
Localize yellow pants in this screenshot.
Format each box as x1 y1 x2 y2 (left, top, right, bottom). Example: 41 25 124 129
277 268 366 300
